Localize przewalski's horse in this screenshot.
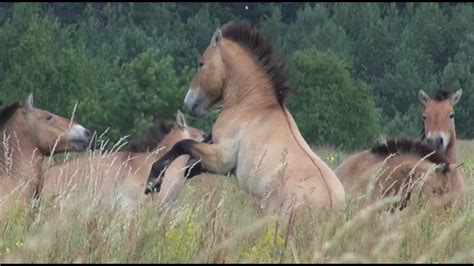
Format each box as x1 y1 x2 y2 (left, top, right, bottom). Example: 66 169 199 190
145 21 345 216
418 89 462 164
41 111 206 212
0 93 90 213
335 138 466 210
418 88 467 206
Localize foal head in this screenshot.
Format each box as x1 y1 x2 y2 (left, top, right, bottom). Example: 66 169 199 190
1 93 91 156
418 89 462 155
127 110 207 153
166 110 207 144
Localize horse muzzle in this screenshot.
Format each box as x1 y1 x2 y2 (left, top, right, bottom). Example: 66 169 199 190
425 132 450 154
184 88 208 117
68 125 91 151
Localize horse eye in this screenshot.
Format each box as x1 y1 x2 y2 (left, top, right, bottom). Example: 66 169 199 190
46 114 53 121
198 61 204 68
422 115 426 121
449 113 454 119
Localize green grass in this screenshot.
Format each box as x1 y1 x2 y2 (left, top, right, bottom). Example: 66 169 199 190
1 142 473 263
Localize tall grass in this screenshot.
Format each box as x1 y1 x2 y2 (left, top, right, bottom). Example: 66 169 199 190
0 141 473 263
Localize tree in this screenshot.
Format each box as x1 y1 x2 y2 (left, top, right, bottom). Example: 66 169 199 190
287 49 380 150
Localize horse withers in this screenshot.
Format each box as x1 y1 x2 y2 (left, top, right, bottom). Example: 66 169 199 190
145 21 345 216
0 93 90 213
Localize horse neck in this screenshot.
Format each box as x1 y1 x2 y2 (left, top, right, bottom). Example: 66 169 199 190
0 114 44 182
445 135 457 164
221 50 279 112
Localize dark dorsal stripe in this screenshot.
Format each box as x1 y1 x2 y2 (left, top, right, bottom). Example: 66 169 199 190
433 89 454 102
0 101 22 130
370 138 450 165
126 119 174 153
221 21 292 105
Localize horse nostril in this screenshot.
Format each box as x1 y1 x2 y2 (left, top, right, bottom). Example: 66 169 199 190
437 138 444 145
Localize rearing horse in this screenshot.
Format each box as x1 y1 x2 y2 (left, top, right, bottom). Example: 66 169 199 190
145 21 345 215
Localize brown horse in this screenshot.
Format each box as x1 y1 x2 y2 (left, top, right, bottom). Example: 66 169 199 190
41 111 206 212
335 138 466 210
0 93 91 213
418 89 462 164
145 21 345 216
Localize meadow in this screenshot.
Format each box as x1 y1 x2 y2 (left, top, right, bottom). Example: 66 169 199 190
0 139 472 263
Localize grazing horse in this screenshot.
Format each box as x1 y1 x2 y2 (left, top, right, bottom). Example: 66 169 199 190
418 89 462 164
145 21 345 216
335 138 466 210
41 111 206 212
0 94 90 213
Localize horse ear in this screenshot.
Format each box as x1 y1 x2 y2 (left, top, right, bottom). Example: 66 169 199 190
418 90 430 106
210 28 222 47
449 89 462 106
25 92 34 114
176 110 187 131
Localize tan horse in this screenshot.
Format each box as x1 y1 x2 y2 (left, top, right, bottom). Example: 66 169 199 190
418 90 462 163
418 88 467 205
335 138 466 210
418 89 462 164
41 111 206 212
145 21 345 216
0 93 90 213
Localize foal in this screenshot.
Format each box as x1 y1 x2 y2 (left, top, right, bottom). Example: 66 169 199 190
145 21 345 216
41 111 206 212
0 94 90 213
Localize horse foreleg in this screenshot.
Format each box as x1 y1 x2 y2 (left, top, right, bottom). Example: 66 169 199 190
145 138 235 194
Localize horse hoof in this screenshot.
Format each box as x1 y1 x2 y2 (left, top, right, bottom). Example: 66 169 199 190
144 178 162 195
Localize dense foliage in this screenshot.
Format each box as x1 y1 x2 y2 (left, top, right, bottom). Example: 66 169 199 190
0 3 472 150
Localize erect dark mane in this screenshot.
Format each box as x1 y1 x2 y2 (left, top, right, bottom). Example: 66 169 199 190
433 89 454 101
126 119 174 153
221 21 292 105
0 101 22 130
370 138 449 165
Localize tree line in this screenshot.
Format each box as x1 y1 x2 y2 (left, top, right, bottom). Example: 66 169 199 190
0 3 472 151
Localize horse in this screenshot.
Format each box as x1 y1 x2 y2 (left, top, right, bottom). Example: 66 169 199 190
334 138 466 210
145 21 345 216
0 93 91 213
418 88 467 206
418 89 462 164
41 111 207 212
